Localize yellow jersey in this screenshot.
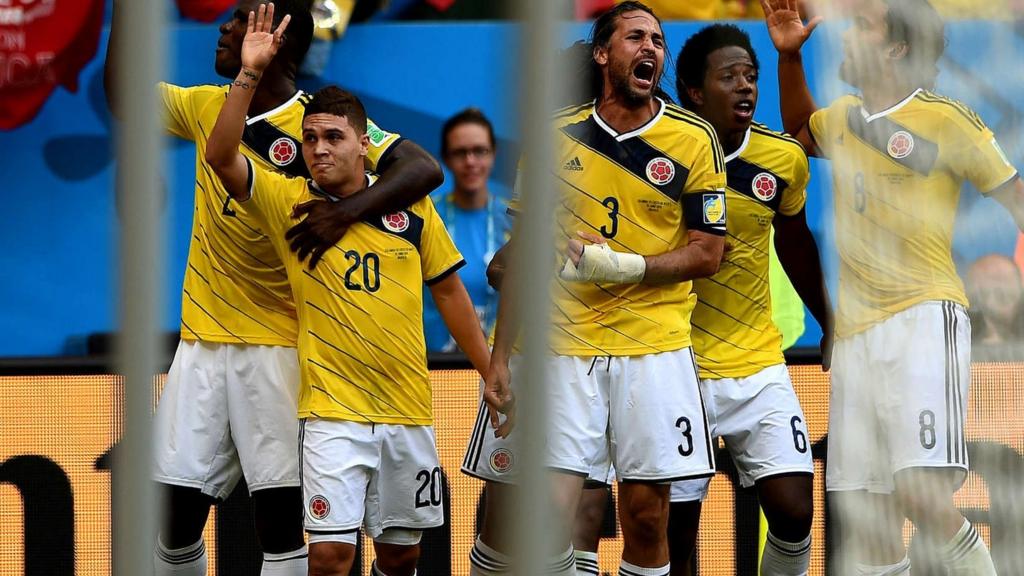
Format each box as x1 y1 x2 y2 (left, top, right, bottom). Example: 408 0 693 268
512 100 727 356
691 125 809 378
160 83 402 346
244 166 464 425
809 89 1018 337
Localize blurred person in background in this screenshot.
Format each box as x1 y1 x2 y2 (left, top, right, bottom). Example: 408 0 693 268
966 254 1024 360
764 0 1024 574
423 109 510 352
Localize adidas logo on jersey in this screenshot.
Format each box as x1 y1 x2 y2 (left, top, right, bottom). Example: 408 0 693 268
563 157 584 171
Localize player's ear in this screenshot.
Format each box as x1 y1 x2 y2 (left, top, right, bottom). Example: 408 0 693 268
593 44 609 66
687 87 705 107
360 132 369 157
888 41 909 62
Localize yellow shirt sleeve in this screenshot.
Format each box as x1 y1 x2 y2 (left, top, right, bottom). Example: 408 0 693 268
159 82 200 141
417 199 465 284
682 126 727 195
243 158 305 235
679 125 727 235
808 96 856 158
945 114 1019 195
779 147 810 217
364 118 402 171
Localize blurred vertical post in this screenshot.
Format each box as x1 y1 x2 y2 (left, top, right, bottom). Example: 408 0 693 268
112 0 165 574
514 0 566 574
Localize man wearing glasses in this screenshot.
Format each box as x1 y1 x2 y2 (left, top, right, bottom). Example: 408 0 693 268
423 108 511 352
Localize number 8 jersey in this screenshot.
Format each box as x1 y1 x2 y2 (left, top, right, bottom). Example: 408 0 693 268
512 100 727 356
809 89 1019 338
244 166 464 426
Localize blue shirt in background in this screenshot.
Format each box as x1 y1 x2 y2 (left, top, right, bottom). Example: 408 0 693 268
423 194 511 352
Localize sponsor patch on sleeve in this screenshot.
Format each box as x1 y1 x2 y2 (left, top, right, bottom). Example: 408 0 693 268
702 192 726 225
366 119 392 147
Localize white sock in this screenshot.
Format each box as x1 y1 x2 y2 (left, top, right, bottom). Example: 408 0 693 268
574 549 599 576
761 532 811 576
549 545 577 575
372 560 416 576
619 559 670 576
941 520 997 576
154 538 207 576
470 536 511 576
855 556 911 575
261 546 308 576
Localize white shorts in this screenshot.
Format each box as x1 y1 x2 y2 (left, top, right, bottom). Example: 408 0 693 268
300 418 444 540
828 301 971 493
153 340 300 499
670 363 813 502
462 349 715 483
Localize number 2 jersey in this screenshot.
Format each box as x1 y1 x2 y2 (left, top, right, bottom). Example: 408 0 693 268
160 83 402 346
244 166 464 426
809 89 1018 337
690 125 810 379
512 100 727 356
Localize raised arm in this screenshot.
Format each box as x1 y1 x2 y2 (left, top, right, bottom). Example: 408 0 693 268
205 4 291 200
286 139 444 269
762 0 823 154
773 209 834 368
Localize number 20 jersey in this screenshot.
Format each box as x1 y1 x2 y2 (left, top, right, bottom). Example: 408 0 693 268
246 168 464 426
160 83 402 347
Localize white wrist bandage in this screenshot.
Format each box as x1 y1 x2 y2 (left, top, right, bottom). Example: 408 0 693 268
559 243 646 284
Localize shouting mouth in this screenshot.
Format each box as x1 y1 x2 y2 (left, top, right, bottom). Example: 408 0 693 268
632 59 656 90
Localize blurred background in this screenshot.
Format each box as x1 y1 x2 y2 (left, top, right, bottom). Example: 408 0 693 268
1 1 1023 575
2 0 1024 359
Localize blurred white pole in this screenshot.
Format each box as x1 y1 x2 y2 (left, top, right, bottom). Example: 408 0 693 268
112 0 165 574
514 1 565 574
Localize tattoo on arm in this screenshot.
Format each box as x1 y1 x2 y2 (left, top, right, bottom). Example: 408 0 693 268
241 68 260 81
232 80 254 90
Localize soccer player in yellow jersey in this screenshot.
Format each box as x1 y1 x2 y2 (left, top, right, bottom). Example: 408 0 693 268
104 2 442 575
464 4 728 575
568 25 833 576
203 7 490 575
763 0 1024 573
666 24 831 576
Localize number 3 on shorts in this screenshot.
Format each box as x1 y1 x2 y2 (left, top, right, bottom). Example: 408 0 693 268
676 416 693 457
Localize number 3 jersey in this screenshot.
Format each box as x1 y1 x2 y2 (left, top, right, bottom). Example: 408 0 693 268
160 83 402 347
244 165 464 426
809 89 1018 337
517 100 727 356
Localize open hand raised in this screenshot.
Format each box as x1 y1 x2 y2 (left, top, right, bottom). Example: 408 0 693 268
760 0 822 55
241 2 291 73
